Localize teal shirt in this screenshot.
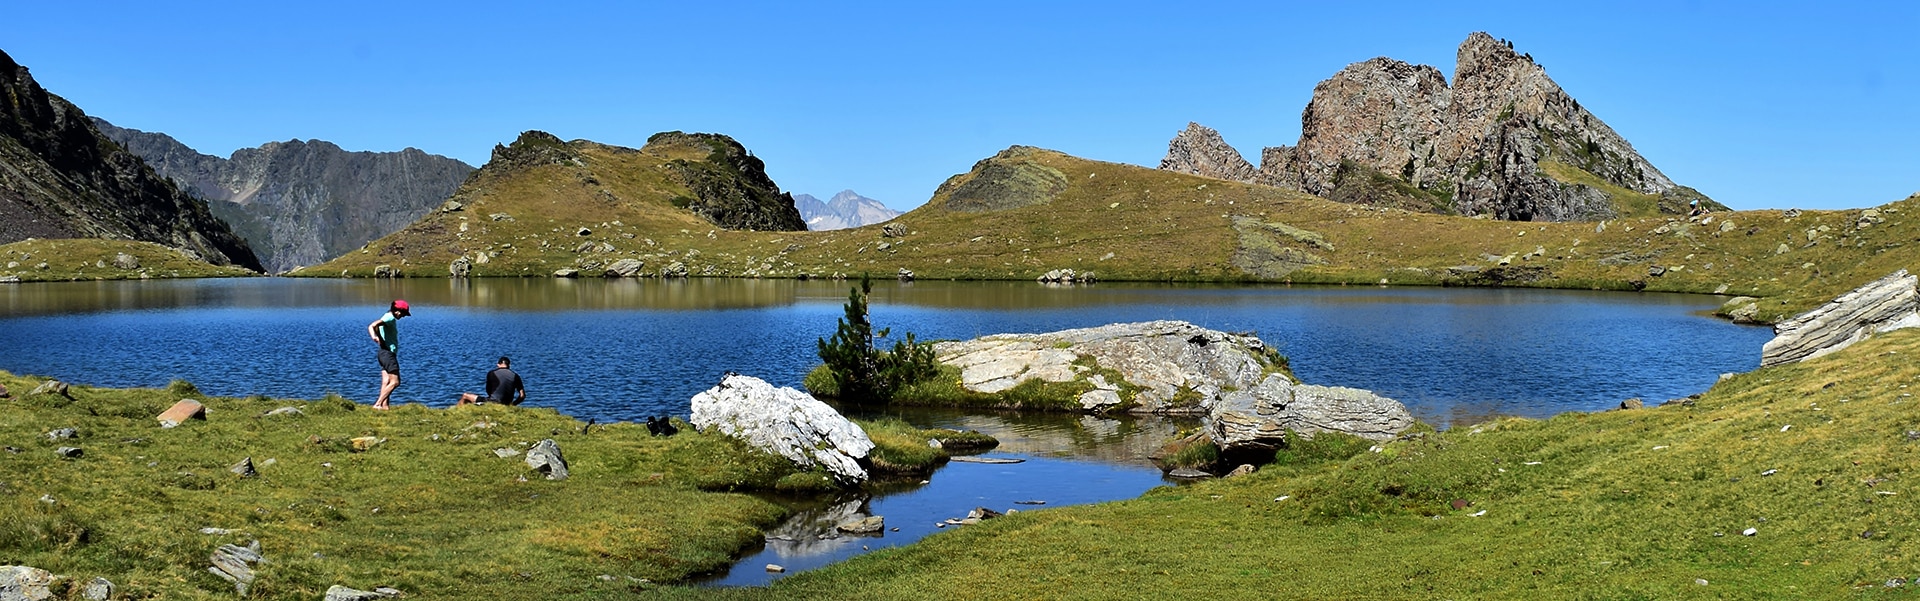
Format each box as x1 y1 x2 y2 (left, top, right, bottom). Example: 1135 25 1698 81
376 312 399 353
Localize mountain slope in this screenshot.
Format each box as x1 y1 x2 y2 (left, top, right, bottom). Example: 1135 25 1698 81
0 48 260 271
794 190 902 230
92 119 474 272
1164 32 1720 221
301 130 805 276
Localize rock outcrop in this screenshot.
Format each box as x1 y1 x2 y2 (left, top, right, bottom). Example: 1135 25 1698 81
1760 270 1920 367
1162 33 1719 221
1158 123 1258 183
93 119 474 273
794 190 902 231
690 374 875 483
1209 376 1414 447
645 131 806 231
932 321 1289 414
0 49 261 271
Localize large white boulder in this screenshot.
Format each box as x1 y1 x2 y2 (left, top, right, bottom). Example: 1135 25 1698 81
691 374 875 483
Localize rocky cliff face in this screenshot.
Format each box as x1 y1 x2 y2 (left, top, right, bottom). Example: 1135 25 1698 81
643 131 806 231
94 119 474 272
793 190 902 230
0 49 260 270
1164 32 1718 221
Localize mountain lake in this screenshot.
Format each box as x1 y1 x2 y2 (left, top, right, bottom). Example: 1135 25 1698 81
0 277 1774 584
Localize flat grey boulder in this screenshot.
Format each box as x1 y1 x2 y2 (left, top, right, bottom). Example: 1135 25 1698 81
209 541 263 595
1761 270 1920 367
324 585 399 601
1208 375 1414 450
603 258 646 278
0 565 55 601
932 320 1285 413
691 374 874 483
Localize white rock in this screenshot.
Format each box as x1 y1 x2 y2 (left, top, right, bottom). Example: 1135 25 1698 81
691 375 874 483
1762 270 1920 367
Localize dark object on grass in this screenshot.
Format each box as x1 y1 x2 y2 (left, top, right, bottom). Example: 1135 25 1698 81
646 416 678 437
581 418 596 435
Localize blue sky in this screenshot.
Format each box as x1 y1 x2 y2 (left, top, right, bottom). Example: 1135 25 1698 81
4 1 1914 211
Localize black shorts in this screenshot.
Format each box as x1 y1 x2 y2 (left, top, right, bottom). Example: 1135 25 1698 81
377 348 400 375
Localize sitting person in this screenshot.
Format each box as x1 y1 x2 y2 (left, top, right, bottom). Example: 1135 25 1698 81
457 356 527 406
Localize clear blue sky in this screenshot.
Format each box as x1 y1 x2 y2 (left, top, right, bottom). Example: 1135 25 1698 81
4 1 1914 211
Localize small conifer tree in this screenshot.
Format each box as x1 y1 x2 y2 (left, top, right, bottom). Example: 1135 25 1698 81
815 275 936 401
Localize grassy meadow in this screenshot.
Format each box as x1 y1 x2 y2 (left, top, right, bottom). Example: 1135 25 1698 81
0 374 982 599
0 238 256 282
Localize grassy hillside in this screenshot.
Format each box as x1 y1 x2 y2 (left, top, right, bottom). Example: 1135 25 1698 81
676 327 1920 600
0 373 980 598
306 144 1919 324
0 238 256 282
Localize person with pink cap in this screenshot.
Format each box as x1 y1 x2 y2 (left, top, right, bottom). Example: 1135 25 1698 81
366 299 412 410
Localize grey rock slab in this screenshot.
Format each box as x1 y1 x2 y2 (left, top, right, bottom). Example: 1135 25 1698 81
1209 375 1413 450
932 320 1282 413
0 565 55 601
209 541 263 594
230 457 257 478
525 439 569 480
53 447 81 459
949 456 1024 464
1762 270 1920 367
1167 468 1214 479
262 406 305 417
45 428 77 440
324 585 397 601
836 515 885 534
690 374 874 483
603 259 646 278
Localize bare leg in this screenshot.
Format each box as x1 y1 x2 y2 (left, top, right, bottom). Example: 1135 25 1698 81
376 371 398 409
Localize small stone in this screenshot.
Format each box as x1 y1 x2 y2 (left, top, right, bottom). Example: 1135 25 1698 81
765 564 785 573
1619 398 1643 410
525 439 569 480
31 380 70 397
1225 464 1256 478
0 566 55 600
46 427 78 440
1742 528 1757 536
1887 577 1907 588
263 406 305 417
231 457 258 478
55 447 82 459
200 527 233 535
836 515 885 534
324 584 398 601
1780 424 1792 432
1760 469 1777 476
1695 579 1709 586
157 399 207 428
350 437 385 452
493 447 521 458
82 576 115 600
577 227 592 236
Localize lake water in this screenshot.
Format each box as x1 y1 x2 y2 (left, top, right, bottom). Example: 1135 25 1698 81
0 278 1773 585
0 278 1771 424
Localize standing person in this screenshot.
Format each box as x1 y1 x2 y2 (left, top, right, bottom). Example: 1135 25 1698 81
367 300 411 410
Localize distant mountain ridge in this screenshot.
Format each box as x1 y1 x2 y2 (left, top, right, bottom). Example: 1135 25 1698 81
1162 32 1719 221
0 48 260 270
93 119 474 272
793 190 901 230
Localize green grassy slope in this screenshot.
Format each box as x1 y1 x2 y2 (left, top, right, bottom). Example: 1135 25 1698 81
0 238 257 281
679 328 1920 600
307 143 1920 324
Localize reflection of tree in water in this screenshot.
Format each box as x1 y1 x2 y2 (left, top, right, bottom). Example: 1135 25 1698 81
760 496 873 559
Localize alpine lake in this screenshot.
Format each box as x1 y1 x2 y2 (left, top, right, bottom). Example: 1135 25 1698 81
0 277 1773 585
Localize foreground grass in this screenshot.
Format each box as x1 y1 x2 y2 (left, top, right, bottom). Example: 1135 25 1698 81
673 329 1920 600
0 376 967 599
0 238 256 282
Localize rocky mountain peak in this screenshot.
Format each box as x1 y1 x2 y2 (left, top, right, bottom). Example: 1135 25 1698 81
1159 122 1257 183
643 131 805 231
794 190 902 230
1165 32 1717 221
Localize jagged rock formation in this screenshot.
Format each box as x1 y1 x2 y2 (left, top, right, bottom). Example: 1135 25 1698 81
0 49 261 270
1760 270 1920 367
794 189 902 230
1163 32 1719 221
93 119 474 272
933 146 1069 212
644 131 805 231
1158 123 1257 183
